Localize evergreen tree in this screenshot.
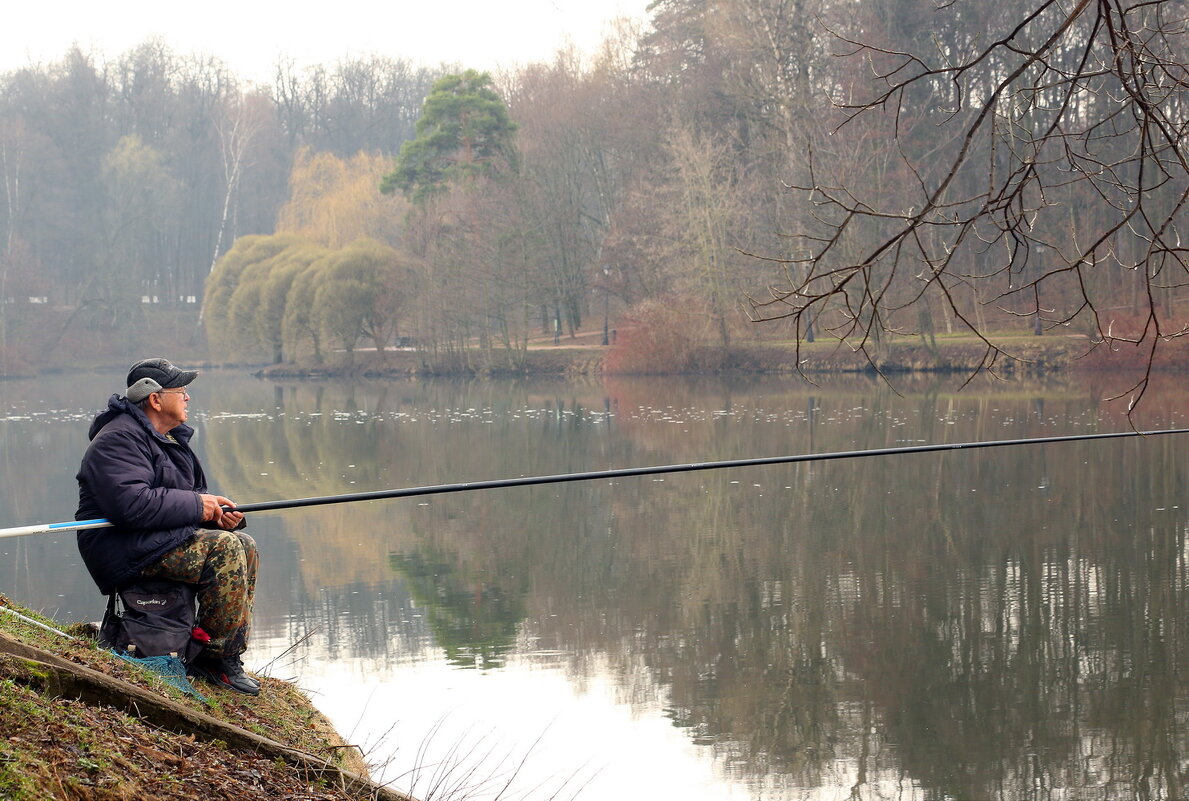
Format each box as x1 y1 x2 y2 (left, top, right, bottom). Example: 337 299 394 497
381 70 518 203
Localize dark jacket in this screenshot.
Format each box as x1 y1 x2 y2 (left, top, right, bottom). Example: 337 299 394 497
76 394 206 594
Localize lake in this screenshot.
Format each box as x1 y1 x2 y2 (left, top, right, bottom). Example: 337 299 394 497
1 368 1187 801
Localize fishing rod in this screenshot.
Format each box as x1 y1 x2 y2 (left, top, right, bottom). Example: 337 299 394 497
4 427 1187 540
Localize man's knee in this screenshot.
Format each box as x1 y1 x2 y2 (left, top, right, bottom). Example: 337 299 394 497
198 530 248 579
207 529 249 557
235 531 257 555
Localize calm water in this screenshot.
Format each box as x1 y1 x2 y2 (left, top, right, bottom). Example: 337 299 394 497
2 369 1188 801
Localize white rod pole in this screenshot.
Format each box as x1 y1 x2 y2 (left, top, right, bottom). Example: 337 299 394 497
0 518 111 540
0 605 73 638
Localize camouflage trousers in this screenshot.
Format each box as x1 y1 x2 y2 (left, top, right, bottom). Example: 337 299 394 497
140 529 257 658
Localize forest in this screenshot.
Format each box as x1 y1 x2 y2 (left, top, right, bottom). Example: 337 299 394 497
1 0 1186 378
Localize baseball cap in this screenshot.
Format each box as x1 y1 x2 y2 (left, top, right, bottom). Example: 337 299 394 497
125 358 199 403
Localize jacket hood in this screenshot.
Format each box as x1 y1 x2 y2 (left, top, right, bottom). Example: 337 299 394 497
88 393 194 445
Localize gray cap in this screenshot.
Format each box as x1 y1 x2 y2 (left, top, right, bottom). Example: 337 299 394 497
125 357 198 403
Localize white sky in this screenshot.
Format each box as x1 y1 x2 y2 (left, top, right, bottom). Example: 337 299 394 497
0 0 653 84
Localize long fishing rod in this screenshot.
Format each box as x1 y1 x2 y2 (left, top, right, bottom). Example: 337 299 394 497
4 427 1187 540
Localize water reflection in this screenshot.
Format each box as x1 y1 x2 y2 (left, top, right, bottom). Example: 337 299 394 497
390 550 523 669
2 372 1188 799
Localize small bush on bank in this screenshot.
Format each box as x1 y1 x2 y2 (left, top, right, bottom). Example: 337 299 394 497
1072 309 1189 371
603 299 714 374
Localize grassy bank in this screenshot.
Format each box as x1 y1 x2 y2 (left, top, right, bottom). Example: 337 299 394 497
0 596 409 801
14 309 1164 380
256 331 1099 379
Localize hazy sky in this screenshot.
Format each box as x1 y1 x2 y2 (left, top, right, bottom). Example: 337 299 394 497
1 0 653 83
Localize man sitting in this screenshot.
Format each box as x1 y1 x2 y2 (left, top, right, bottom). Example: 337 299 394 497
76 358 260 695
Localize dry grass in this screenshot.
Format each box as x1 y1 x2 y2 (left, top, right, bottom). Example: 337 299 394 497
0 596 386 801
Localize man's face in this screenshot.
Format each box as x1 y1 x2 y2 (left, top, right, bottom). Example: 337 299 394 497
154 386 190 427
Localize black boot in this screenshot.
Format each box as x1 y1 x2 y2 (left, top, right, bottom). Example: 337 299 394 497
189 653 260 695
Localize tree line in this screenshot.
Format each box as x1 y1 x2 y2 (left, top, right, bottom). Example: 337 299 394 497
0 43 439 347
2 1 1185 376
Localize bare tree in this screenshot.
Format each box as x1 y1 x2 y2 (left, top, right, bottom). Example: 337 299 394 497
751 0 1189 408
195 89 267 330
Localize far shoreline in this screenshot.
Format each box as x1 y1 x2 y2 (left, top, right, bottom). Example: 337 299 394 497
254 333 1136 380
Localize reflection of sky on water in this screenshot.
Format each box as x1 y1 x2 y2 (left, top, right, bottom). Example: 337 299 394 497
252 579 933 801
251 633 751 801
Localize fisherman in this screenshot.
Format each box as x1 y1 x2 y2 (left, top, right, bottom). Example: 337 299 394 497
75 358 260 695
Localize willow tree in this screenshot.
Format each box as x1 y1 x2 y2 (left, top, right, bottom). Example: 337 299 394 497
277 149 405 248
225 237 325 364
313 238 410 355
282 256 330 364
204 233 306 360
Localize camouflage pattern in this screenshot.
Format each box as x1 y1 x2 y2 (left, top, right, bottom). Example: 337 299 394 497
139 529 257 658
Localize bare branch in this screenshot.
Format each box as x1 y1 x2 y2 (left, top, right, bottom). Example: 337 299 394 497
751 0 1189 414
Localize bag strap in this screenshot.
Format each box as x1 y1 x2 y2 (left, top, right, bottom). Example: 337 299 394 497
107 589 124 619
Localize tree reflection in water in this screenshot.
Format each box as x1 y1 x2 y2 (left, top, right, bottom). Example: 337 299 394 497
3 372 1188 799
212 376 1189 799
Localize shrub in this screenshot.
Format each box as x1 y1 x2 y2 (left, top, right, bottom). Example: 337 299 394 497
603 298 712 374
1075 309 1189 371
